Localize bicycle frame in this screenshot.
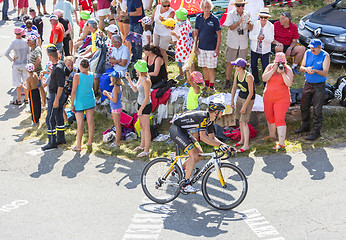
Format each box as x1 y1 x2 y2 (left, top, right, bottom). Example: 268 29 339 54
162 147 227 188
190 152 226 187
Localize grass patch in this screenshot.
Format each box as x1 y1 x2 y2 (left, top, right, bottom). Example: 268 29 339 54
22 107 346 159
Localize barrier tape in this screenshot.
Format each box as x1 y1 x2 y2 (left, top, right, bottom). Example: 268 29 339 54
265 0 301 7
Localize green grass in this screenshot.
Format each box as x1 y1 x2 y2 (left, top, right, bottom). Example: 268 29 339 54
22 0 346 159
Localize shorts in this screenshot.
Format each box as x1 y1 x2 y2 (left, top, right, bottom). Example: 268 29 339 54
153 33 171 50
169 124 200 154
271 44 294 56
75 106 95 113
111 6 116 15
35 0 46 6
235 97 254 123
98 8 110 17
18 0 29 8
111 107 122 113
12 64 28 87
197 48 217 69
226 47 247 63
138 102 152 115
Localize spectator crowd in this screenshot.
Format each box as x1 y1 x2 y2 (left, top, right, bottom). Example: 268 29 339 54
4 0 330 155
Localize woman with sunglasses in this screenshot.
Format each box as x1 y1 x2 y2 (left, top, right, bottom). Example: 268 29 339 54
151 0 175 67
249 7 274 86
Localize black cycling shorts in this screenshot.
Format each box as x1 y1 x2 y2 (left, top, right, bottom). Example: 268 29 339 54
138 103 152 115
169 124 200 154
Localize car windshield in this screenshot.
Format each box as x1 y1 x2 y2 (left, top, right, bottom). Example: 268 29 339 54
336 0 346 8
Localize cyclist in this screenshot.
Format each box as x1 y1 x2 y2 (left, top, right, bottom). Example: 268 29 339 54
169 102 231 193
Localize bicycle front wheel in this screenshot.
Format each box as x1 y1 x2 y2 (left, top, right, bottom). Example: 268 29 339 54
141 158 183 204
202 163 248 210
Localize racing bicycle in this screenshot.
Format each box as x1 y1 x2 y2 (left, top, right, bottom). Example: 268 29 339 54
141 144 248 210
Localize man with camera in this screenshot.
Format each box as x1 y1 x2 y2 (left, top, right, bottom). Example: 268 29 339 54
223 0 253 89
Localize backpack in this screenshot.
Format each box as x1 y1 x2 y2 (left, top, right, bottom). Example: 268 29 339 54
333 76 346 106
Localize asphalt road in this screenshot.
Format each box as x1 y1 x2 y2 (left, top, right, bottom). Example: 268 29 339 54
1 3 346 240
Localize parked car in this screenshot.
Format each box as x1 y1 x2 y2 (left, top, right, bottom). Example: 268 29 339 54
298 0 346 64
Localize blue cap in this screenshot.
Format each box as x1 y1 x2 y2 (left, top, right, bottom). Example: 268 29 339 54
50 14 58 20
308 39 323 48
110 71 121 78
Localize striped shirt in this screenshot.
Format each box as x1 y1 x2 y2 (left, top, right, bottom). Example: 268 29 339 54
29 45 43 74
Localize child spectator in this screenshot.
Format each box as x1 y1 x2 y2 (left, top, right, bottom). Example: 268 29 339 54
185 68 204 111
126 60 152 158
139 16 153 47
70 58 96 151
25 63 41 126
103 71 123 148
230 58 255 153
79 10 91 36
171 8 193 81
63 56 77 127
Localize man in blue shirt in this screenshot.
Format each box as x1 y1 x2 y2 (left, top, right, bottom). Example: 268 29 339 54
294 39 330 140
118 0 145 62
194 0 221 93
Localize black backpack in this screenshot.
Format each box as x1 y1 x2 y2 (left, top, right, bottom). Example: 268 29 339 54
333 75 346 107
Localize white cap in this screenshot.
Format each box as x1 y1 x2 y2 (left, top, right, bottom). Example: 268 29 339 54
105 24 119 34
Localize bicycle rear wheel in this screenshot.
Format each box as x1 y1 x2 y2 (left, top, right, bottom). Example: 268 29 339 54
201 163 248 210
141 158 183 204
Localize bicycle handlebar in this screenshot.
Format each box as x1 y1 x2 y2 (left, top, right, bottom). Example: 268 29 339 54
198 147 236 159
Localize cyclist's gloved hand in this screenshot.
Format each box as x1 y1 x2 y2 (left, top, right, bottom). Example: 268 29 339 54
219 144 230 152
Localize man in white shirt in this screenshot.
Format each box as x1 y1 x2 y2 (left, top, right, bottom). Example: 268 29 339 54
223 0 253 89
54 0 79 41
5 28 30 105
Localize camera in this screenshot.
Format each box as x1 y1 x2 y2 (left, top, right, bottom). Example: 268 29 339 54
277 62 284 70
237 28 244 35
64 75 73 96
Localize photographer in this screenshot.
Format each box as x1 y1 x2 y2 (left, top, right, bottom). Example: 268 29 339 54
262 52 293 150
223 0 253 89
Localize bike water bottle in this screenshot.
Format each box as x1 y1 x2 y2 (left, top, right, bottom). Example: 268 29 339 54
170 152 176 161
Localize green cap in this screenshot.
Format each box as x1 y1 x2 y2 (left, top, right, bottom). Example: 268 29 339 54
80 11 91 20
175 8 188 21
134 60 148 73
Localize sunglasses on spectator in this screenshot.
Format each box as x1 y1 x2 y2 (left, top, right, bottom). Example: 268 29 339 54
235 4 245 7
162 4 170 7
260 16 269 19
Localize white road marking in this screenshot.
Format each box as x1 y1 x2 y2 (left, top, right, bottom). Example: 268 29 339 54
122 197 172 240
0 200 29 213
26 148 53 155
242 209 285 239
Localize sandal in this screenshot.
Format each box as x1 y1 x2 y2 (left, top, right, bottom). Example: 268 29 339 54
72 146 82 152
133 146 144 152
234 143 242 147
262 136 276 141
272 144 285 150
24 99 29 104
136 151 150 158
237 148 249 153
11 100 22 105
